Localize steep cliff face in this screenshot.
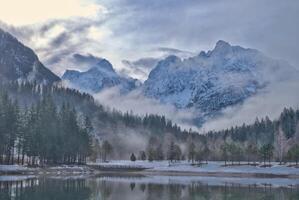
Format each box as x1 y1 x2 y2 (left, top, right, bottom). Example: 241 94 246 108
0 28 60 84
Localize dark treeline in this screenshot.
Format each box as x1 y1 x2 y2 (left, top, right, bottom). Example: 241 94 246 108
0 88 92 165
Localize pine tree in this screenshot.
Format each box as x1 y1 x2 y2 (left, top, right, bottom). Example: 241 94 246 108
130 153 136 162
221 144 229 166
102 140 113 162
188 142 196 163
167 141 176 162
139 151 146 161
287 145 299 165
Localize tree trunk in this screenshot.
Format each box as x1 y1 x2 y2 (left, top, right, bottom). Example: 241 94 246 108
11 152 14 165
21 153 25 165
263 157 266 165
17 152 20 165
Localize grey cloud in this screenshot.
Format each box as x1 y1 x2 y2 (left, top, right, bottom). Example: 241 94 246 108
73 53 103 65
49 32 70 48
121 47 196 81
93 87 200 132
121 57 159 81
157 47 193 55
155 47 196 59
101 0 299 67
122 57 159 71
201 78 299 132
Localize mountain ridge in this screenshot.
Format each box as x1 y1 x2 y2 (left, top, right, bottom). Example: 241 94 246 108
62 59 139 93
0 28 60 84
142 40 298 121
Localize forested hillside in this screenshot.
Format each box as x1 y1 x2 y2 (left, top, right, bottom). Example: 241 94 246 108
0 81 298 165
124 107 299 165
0 88 92 165
0 82 189 164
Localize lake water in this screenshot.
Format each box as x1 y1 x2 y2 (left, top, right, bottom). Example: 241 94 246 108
0 175 299 200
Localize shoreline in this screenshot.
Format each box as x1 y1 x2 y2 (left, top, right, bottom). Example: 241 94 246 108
141 170 299 179
1 165 299 179
1 169 299 190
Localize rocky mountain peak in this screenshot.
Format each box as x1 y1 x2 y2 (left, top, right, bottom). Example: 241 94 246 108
92 59 115 73
209 40 233 56
142 41 297 124
62 58 138 93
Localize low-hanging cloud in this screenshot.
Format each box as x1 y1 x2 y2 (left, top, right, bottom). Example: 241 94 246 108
93 87 201 132
201 78 299 132
121 48 196 81
121 58 159 81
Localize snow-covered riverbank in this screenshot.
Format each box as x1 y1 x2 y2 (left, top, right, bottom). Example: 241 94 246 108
92 161 299 177
1 161 299 178
0 165 34 174
0 165 93 176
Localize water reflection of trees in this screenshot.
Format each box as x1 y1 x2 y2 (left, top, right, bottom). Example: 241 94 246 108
187 183 299 200
1 178 299 200
146 183 165 200
0 178 91 200
94 180 299 200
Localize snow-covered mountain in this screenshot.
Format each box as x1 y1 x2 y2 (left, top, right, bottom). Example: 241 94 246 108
62 59 139 93
142 40 298 118
0 28 60 84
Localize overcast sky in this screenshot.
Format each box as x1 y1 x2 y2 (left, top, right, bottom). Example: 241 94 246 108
0 0 298 78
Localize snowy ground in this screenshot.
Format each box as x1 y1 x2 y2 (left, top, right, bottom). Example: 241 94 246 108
92 160 299 176
0 164 92 176
0 165 31 173
1 162 299 188
1 161 299 177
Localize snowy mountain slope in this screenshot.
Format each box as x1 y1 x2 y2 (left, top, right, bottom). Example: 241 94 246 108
142 40 298 117
0 28 60 84
62 59 138 93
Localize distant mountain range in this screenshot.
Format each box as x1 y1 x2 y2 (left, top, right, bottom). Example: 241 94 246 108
0 28 60 84
142 40 297 118
0 27 297 126
62 59 139 93
62 40 298 122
